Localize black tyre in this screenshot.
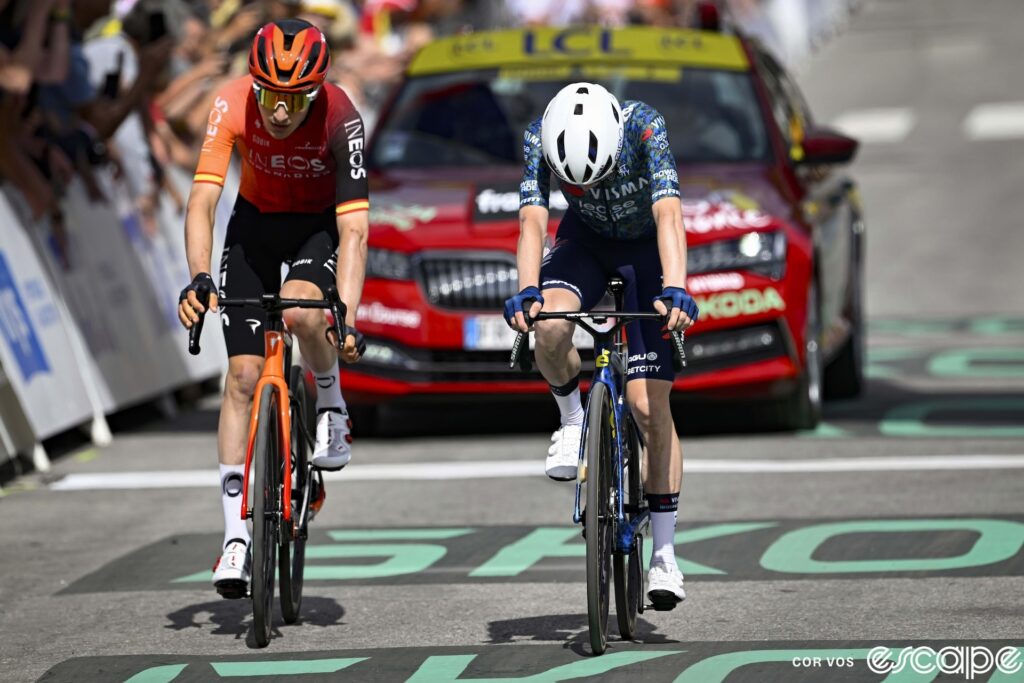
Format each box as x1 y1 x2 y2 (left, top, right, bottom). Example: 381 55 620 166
776 282 823 430
251 384 278 648
280 366 314 624
614 415 643 640
825 237 865 399
584 382 613 655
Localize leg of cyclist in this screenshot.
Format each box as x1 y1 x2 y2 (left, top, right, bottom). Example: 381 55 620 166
534 218 607 481
212 209 280 597
534 288 584 480
618 256 686 607
282 228 352 471
626 379 685 606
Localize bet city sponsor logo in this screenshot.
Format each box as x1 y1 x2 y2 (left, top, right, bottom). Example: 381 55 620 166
866 646 1023 680
694 286 785 320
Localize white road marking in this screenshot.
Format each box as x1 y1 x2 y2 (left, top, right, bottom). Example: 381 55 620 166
831 108 916 144
963 102 1024 140
47 454 1024 491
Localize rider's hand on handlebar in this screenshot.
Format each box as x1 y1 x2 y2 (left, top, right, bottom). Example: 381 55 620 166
653 286 699 332
178 273 218 329
503 286 544 333
326 325 365 364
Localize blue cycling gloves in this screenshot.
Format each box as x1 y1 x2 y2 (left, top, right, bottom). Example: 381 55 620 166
655 286 699 323
504 286 544 326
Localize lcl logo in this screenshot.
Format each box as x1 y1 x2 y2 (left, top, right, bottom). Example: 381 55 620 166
523 28 631 58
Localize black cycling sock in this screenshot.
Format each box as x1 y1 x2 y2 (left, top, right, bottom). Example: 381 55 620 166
550 375 580 397
646 492 679 513
317 407 345 415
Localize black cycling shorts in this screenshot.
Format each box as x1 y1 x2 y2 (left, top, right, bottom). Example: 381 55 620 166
218 196 338 357
540 209 674 383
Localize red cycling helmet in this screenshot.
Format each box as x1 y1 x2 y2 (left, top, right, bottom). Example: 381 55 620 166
249 19 330 94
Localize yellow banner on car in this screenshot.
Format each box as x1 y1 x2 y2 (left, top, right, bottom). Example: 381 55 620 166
408 27 749 76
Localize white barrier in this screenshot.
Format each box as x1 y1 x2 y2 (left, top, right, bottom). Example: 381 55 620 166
0 194 97 461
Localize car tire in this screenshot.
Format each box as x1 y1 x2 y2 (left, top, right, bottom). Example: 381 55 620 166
775 282 823 431
348 405 379 437
825 226 865 399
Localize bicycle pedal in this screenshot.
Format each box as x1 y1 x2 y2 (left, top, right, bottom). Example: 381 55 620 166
647 594 682 612
215 580 249 600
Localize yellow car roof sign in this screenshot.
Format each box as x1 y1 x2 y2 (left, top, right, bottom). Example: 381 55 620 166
408 27 749 76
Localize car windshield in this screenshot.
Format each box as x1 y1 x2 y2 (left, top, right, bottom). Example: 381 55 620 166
370 66 771 168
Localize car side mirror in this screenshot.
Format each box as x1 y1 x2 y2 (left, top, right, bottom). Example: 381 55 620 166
796 126 859 165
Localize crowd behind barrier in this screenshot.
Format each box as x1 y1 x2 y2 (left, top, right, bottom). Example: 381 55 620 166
0 0 861 476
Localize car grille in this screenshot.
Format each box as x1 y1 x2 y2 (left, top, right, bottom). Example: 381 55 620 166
417 254 518 311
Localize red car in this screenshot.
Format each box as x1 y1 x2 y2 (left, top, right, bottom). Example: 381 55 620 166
345 21 865 431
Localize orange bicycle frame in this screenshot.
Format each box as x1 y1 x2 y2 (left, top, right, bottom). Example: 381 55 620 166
239 330 294 523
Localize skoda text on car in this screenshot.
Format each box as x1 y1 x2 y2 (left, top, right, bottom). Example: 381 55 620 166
347 21 865 430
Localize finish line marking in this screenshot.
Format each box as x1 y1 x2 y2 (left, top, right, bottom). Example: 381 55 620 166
47 455 1024 491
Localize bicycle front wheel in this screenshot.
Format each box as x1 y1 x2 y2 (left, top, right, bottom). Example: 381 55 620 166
614 414 643 640
251 384 279 648
584 381 613 655
280 365 314 624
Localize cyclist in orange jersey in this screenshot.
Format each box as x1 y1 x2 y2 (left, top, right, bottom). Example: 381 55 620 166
176 19 368 598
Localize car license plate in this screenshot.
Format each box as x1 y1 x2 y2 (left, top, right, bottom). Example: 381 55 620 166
463 315 600 351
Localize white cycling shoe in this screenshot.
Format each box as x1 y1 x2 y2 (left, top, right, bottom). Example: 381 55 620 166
212 539 251 599
546 423 582 481
647 561 686 610
312 408 352 471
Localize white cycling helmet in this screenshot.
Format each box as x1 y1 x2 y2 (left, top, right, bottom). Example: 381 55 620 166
541 82 623 186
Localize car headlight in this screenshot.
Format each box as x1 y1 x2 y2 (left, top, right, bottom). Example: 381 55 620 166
687 231 787 279
366 248 413 280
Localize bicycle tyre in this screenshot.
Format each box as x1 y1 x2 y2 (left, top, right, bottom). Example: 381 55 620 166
251 384 278 648
585 381 613 655
614 415 643 639
280 366 313 624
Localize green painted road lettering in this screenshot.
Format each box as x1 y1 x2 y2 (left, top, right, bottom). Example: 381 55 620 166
928 348 1024 378
471 523 775 577
406 651 682 682
760 519 1024 574
123 664 187 683
673 649 876 683
880 399 1024 438
211 658 366 676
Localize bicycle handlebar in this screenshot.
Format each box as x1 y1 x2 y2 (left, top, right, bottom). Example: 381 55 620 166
188 288 349 356
508 310 686 370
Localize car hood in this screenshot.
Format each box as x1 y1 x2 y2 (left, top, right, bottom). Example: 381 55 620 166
367 165 796 251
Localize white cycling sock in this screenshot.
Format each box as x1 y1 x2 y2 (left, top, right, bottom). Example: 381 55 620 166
219 464 249 549
650 510 678 568
553 389 584 426
314 370 346 413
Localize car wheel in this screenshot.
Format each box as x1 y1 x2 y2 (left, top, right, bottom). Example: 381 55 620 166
348 405 379 437
775 282 823 430
825 229 865 399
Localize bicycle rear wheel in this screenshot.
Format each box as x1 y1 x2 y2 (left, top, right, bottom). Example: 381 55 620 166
251 384 279 648
280 366 314 624
584 381 613 655
614 414 643 640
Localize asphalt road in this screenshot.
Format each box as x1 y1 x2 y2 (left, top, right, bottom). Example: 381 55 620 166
4 1 1024 681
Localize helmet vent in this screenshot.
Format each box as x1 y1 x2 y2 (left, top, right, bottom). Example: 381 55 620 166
576 86 589 94
581 166 593 184
610 103 619 122
588 132 598 162
556 132 566 162
574 103 583 115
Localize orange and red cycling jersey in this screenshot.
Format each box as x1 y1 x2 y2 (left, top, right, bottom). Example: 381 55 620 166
194 75 369 217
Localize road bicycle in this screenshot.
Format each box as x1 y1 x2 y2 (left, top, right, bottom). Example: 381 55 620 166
188 287 350 647
509 276 686 655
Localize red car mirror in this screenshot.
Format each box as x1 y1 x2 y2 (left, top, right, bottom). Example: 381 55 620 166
798 127 860 165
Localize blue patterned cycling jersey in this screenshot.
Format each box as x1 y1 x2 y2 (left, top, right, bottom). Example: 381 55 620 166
519 100 680 241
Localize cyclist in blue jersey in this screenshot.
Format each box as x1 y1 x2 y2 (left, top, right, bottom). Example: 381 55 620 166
504 82 699 607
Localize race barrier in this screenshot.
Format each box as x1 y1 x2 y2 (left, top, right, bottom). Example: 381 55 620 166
0 162 241 472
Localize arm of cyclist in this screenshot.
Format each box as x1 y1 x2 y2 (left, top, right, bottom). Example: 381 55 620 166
651 196 698 332
333 209 368 363
178 182 223 328
506 204 548 333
